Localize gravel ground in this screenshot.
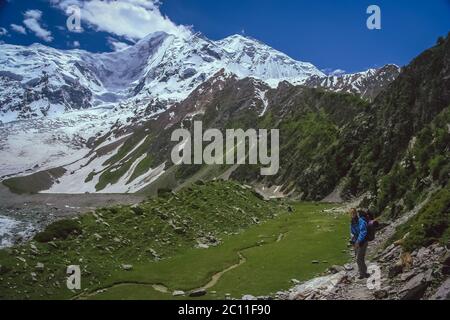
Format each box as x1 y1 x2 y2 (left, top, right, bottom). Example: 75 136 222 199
0 183 146 248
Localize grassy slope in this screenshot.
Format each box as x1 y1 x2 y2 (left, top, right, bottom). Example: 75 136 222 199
0 181 348 300
2 167 66 194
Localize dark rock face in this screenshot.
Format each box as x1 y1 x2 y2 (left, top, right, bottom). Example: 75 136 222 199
0 72 93 120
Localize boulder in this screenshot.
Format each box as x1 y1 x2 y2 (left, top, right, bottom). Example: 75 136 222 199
48 241 58 249
379 245 401 262
388 263 403 279
400 270 417 282
93 233 102 240
344 264 354 271
400 270 433 300
433 246 446 255
189 289 207 297
416 247 431 261
289 271 347 300
430 278 450 300
16 257 26 263
328 265 344 274
35 262 45 272
172 290 185 297
373 290 389 300
242 295 257 300
147 248 160 260
441 252 450 275
121 264 133 271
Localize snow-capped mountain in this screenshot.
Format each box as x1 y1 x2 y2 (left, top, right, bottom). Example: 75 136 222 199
0 32 324 123
304 64 401 101
0 31 400 189
216 35 324 86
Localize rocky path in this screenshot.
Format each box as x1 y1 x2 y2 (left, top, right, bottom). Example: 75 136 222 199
271 198 450 301
327 200 429 300
235 196 450 301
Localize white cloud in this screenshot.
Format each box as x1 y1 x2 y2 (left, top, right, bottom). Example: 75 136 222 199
108 37 131 51
10 24 27 35
25 9 42 20
0 27 8 36
50 0 190 40
23 9 54 42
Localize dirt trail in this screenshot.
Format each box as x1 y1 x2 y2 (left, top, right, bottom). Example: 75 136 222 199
74 251 248 300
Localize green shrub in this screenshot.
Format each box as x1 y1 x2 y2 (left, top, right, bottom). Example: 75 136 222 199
34 219 82 243
438 164 450 186
429 155 446 180
157 188 172 197
395 188 450 251
131 206 145 216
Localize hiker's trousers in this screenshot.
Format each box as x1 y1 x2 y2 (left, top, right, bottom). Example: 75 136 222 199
356 241 368 276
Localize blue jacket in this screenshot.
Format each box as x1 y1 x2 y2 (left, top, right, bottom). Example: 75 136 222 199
356 217 368 244
351 217 368 244
350 220 359 244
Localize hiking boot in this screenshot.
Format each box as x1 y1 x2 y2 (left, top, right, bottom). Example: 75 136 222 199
358 273 370 279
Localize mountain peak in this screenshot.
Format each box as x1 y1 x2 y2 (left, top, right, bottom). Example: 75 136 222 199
135 31 169 45
0 30 324 124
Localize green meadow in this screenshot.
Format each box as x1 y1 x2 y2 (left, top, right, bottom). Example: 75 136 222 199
0 181 349 300
90 202 349 300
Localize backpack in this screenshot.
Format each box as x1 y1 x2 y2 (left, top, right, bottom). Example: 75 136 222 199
366 220 379 242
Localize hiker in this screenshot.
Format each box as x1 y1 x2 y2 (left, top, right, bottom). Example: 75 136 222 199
350 208 359 248
350 209 370 279
356 210 371 279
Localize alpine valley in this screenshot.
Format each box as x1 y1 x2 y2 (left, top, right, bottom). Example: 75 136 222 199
0 28 449 301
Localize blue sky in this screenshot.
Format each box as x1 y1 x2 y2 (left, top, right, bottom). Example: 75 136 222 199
0 0 449 73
